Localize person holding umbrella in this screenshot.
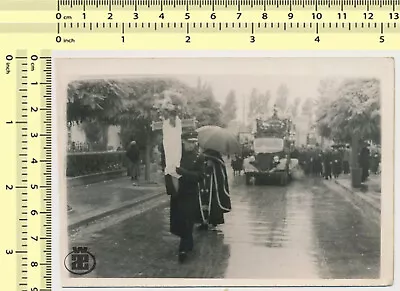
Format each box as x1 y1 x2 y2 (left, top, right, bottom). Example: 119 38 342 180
195 126 237 231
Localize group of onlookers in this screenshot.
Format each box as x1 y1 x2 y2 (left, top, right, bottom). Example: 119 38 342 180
297 143 381 182
231 155 244 176
225 142 381 184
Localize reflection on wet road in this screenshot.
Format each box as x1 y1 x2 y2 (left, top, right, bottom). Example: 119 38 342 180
69 172 380 279
224 179 319 279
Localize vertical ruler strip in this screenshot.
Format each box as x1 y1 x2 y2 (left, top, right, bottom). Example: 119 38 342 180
17 49 29 291
4 49 18 290
0 49 52 291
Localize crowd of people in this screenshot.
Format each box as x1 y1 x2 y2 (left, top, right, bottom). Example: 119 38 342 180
228 141 381 183
294 143 381 182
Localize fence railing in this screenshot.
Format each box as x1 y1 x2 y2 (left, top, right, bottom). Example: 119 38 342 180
67 151 127 177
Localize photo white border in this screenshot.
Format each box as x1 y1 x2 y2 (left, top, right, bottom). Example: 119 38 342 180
52 50 397 291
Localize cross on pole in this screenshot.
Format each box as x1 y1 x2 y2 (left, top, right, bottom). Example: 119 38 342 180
151 118 197 132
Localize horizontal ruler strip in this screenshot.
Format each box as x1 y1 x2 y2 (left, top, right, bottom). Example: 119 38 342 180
1 11 399 23
1 22 399 33
1 0 400 10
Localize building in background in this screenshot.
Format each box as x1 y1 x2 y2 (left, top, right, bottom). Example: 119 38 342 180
67 123 122 152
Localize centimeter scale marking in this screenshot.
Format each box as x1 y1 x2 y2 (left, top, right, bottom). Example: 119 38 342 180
0 50 52 291
56 0 400 9
0 0 399 47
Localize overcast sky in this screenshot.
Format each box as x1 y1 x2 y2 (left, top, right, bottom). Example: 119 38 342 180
58 57 392 124
170 74 322 122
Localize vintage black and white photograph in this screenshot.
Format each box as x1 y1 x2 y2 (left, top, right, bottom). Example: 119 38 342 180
55 56 394 287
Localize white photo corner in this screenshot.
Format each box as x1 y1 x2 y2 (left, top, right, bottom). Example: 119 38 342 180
53 56 394 288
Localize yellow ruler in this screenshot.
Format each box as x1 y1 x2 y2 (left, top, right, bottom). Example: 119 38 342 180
0 0 399 49
0 0 398 291
0 51 52 291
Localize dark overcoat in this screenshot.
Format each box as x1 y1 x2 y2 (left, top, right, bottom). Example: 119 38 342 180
359 147 370 181
126 142 140 162
331 150 342 175
312 151 323 176
323 151 333 177
167 150 204 237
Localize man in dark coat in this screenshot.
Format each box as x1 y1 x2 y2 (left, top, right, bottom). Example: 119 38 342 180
162 132 204 263
196 149 232 231
331 148 342 179
359 144 370 182
323 149 333 180
304 148 314 176
342 145 351 174
126 140 140 185
370 150 380 174
312 149 323 177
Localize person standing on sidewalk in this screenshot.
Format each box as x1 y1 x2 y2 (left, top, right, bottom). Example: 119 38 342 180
370 149 380 175
342 145 351 174
331 147 342 179
359 142 370 182
126 140 140 186
163 132 205 263
323 148 333 180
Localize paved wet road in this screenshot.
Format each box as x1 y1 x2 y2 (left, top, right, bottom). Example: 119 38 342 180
68 173 380 279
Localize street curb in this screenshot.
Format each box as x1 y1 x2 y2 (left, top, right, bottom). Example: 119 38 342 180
326 180 381 226
67 169 126 188
68 191 166 231
333 180 380 213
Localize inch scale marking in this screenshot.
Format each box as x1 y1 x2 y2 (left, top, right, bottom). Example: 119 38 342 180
0 50 52 291
51 20 398 31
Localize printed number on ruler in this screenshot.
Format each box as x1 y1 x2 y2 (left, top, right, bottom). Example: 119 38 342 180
0 0 399 49
0 50 52 291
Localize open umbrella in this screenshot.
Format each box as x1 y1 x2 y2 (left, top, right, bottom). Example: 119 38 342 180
196 125 241 155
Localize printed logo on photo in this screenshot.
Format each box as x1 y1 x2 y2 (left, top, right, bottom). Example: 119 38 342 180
64 246 96 275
